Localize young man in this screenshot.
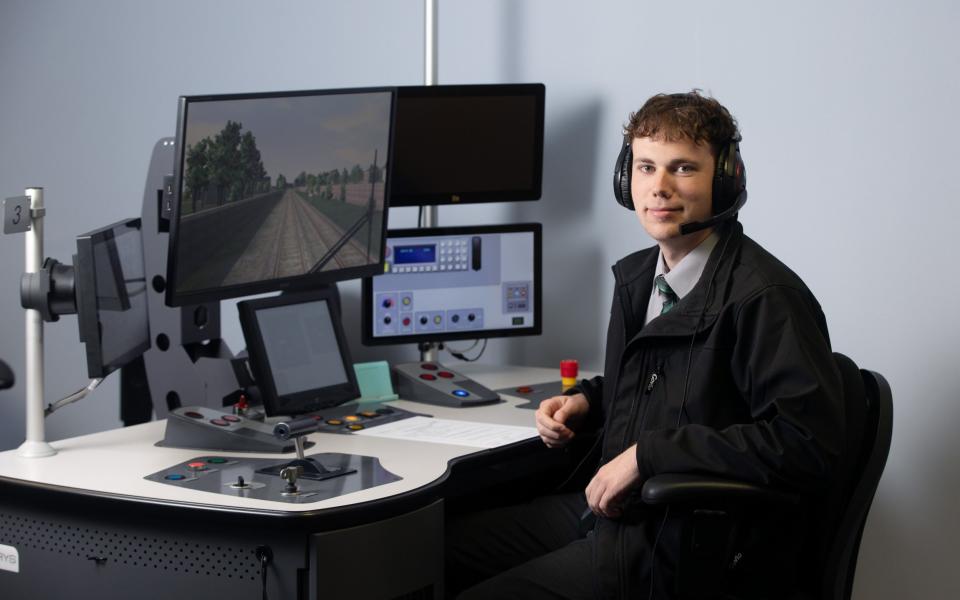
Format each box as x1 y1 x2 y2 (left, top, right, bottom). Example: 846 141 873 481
447 91 844 599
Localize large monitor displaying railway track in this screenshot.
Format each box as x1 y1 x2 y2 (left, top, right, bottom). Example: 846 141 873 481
165 87 396 306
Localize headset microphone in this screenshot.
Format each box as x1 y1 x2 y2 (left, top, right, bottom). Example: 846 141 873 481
678 189 747 235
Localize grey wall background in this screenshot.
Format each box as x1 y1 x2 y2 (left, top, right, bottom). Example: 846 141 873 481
1 0 957 597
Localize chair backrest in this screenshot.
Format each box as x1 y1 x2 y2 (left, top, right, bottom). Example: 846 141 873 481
0 359 14 390
804 353 893 600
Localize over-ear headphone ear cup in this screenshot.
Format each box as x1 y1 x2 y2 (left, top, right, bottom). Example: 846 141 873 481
712 140 746 215
613 141 634 210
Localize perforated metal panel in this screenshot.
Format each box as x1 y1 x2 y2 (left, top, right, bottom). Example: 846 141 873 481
0 512 261 580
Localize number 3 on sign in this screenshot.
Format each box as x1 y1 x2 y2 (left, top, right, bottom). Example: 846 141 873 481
3 196 31 235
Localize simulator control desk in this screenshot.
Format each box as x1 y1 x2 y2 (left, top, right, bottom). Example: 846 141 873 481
0 365 581 600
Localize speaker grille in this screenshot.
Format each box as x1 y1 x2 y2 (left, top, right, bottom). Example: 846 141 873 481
0 513 261 580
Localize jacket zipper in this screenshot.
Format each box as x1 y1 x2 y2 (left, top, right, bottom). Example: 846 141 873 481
613 364 660 600
645 369 660 394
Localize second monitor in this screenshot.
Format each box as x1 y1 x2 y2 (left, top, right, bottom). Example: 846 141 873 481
362 223 541 346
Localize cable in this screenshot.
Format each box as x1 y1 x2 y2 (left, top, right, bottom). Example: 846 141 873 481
446 338 487 362
647 506 672 600
255 546 273 600
649 225 734 599
675 225 734 429
44 378 104 417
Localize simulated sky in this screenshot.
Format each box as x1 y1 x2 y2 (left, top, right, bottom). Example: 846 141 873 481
183 90 392 181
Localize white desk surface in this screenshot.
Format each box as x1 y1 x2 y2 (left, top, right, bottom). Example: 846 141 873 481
0 364 585 514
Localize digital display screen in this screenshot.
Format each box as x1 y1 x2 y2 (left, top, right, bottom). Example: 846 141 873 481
239 287 359 416
394 244 436 264
254 299 348 397
167 88 395 306
389 84 544 206
75 219 151 378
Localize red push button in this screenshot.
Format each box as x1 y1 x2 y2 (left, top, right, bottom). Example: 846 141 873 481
419 373 437 381
221 415 240 422
421 363 438 371
184 411 203 419
187 461 207 471
209 418 229 426
516 386 534 394
438 371 455 379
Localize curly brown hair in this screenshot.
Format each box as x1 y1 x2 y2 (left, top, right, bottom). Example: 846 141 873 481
624 90 740 158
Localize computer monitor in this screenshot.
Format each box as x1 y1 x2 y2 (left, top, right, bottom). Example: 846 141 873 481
361 223 542 346
389 84 545 206
238 287 359 417
166 87 396 306
75 218 151 379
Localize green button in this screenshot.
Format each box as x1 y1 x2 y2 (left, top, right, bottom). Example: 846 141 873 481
206 457 228 464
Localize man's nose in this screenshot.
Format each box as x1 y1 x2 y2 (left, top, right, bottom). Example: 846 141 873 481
652 170 672 197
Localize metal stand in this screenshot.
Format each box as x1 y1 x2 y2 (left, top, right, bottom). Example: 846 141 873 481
135 139 239 420
422 0 440 363
18 187 57 458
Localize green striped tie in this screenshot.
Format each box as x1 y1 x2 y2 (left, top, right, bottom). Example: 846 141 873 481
655 274 679 315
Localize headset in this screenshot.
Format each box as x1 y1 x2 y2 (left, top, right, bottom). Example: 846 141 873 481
613 136 748 235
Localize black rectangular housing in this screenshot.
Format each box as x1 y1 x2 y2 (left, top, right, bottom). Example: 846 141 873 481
75 218 151 378
389 83 545 206
238 287 359 417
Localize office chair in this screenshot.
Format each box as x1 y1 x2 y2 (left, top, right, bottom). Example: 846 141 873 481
0 359 14 390
641 353 893 600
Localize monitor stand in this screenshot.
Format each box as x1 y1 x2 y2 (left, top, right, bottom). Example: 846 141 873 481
393 361 500 407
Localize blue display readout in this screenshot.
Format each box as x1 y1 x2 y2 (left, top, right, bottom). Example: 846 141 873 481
394 244 436 264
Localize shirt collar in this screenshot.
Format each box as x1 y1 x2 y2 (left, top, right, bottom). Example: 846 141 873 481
654 231 720 300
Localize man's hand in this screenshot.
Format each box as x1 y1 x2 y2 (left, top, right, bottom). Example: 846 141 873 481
535 393 589 448
585 444 641 519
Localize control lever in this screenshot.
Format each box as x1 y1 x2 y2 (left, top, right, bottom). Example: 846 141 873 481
268 417 356 481
274 416 320 461
279 465 303 494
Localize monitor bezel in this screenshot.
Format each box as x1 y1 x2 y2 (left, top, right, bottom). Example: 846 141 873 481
238 287 360 417
75 218 151 379
165 86 397 307
388 83 545 207
360 222 543 346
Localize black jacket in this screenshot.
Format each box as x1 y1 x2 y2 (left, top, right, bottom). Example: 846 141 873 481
574 221 844 598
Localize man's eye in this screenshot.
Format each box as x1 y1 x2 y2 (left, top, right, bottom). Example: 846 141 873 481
636 164 654 174
676 164 696 174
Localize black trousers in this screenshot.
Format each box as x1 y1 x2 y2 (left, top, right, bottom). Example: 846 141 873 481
446 492 598 600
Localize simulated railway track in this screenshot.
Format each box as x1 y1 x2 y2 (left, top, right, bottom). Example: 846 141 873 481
222 190 373 284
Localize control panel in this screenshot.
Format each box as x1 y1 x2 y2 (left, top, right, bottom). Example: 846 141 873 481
146 453 401 504
367 227 538 341
394 362 500 407
159 404 423 453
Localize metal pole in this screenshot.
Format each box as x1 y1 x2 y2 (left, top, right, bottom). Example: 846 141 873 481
424 0 438 87
423 0 439 230
423 0 440 362
18 187 56 458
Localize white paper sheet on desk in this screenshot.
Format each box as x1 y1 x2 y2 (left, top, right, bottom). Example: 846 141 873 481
352 416 539 448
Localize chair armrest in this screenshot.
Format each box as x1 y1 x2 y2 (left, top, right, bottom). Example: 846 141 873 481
641 474 801 508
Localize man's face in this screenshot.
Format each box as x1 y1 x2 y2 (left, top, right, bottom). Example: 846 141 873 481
631 136 715 244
